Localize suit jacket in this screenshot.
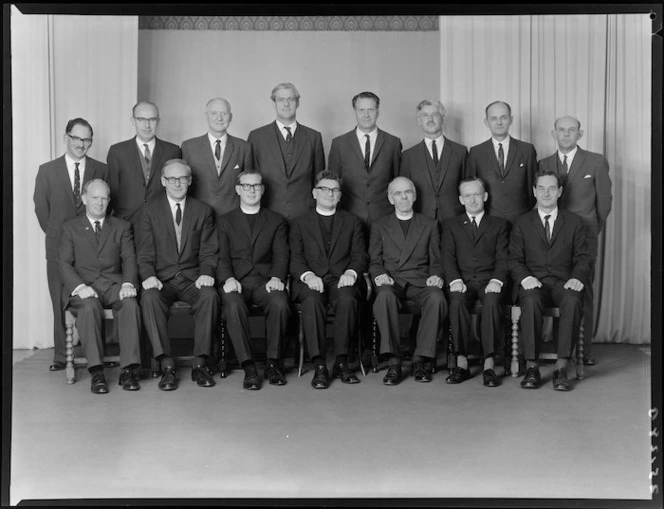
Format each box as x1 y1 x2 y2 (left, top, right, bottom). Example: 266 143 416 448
247 121 325 220
467 138 538 223
400 137 467 221
538 147 612 231
369 212 442 288
137 195 217 283
34 155 109 261
328 128 402 225
58 215 138 301
289 209 368 296
508 209 590 287
216 207 289 284
107 137 182 222
182 133 253 217
441 213 510 285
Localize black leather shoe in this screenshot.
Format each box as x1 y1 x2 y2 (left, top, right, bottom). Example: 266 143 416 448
482 368 500 387
382 365 403 386
90 372 109 394
265 363 287 386
446 367 471 384
119 369 140 391
583 356 596 366
311 365 330 389
243 367 261 391
49 362 66 372
552 369 571 391
520 367 541 389
332 362 360 384
413 362 433 383
192 366 216 387
158 367 178 391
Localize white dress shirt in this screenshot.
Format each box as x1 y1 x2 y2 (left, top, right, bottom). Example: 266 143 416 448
356 127 378 162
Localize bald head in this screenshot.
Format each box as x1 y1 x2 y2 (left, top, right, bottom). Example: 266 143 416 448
552 115 583 153
82 179 111 220
206 97 233 137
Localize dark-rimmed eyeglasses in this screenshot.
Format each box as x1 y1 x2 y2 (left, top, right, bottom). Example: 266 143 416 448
134 117 160 125
315 186 341 195
163 176 191 186
237 183 264 192
67 134 93 145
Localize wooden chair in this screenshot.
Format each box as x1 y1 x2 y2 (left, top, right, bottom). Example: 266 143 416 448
509 306 585 380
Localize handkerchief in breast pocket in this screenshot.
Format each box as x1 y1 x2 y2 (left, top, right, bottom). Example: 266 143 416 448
584 174 592 178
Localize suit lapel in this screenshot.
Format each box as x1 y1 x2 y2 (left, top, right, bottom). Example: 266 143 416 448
530 210 548 246
59 158 77 208
307 212 327 256
549 211 565 246
288 126 305 176
475 215 490 244
179 199 192 255
504 139 518 177
270 123 288 175
566 148 586 184
386 215 405 254
371 130 385 169
78 215 98 250
199 136 219 179
328 211 344 255
159 196 179 253
398 214 424 267
251 208 268 247
351 132 365 169
437 138 453 191
219 136 235 177
97 216 113 252
420 142 439 192
484 140 502 176
149 139 163 181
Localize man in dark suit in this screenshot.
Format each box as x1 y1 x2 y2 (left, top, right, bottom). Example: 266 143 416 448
182 97 253 217
137 159 219 391
328 91 402 229
538 116 612 365
290 171 369 389
247 82 325 221
370 177 447 386
467 101 538 223
107 101 181 229
217 171 291 390
59 179 142 394
509 169 590 391
34 117 109 371
400 100 467 222
441 177 510 387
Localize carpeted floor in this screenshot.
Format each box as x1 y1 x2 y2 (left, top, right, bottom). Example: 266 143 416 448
9 343 653 505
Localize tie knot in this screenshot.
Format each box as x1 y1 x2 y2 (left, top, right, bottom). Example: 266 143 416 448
75 162 80 169
216 139 221 146
365 134 370 140
545 214 551 221
144 143 148 149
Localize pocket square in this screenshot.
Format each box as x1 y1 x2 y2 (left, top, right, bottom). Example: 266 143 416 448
519 163 524 168
234 164 241 170
584 174 592 178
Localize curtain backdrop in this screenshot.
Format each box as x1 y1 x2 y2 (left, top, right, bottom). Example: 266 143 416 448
439 14 652 344
11 8 138 349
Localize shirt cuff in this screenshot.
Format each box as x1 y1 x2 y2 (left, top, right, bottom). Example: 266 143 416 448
450 278 462 286
301 271 314 283
489 279 503 287
71 283 85 296
521 276 536 286
122 282 135 289
345 269 358 279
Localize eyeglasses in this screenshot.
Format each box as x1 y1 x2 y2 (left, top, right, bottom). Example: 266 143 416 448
134 117 160 125
163 176 191 186
315 186 341 195
237 183 264 192
67 134 93 145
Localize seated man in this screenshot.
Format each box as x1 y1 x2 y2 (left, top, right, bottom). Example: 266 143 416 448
290 171 369 389
509 169 590 391
441 177 510 387
138 159 219 391
369 176 447 386
58 179 141 394
217 171 291 390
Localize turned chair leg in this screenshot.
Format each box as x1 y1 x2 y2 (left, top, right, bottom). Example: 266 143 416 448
65 311 76 384
510 306 521 378
218 320 227 378
371 319 379 373
576 323 585 380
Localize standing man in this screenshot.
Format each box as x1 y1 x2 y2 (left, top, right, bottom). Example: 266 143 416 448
59 179 142 393
34 118 109 372
537 116 612 365
107 101 181 228
182 97 253 217
247 82 325 221
328 91 402 229
137 159 219 391
400 100 467 222
441 177 510 387
467 101 538 223
290 171 368 389
509 169 590 391
370 177 447 386
217 171 291 390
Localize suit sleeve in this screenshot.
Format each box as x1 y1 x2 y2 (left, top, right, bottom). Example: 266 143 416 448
571 218 591 283
348 216 369 275
460 146 468 179
243 143 254 172
427 221 443 278
466 148 477 177
107 146 121 216
120 223 139 287
313 131 325 173
58 224 85 294
440 220 461 284
595 155 612 231
526 144 538 210
270 217 290 281
398 151 411 178
216 219 235 285
508 220 531 286
368 222 388 280
247 131 261 171
491 220 510 283
136 207 157 281
328 139 340 175
198 207 218 278
288 220 311 281
33 167 49 233
392 138 402 177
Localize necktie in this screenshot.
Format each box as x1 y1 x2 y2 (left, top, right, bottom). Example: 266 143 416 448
432 140 439 166
215 139 221 161
497 143 505 176
175 203 182 226
471 216 478 229
94 221 101 242
562 154 568 173
471 216 478 239
284 126 292 143
143 144 152 181
73 162 81 207
364 134 371 170
544 214 551 244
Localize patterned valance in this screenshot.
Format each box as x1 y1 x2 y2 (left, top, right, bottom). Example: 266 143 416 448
138 15 439 31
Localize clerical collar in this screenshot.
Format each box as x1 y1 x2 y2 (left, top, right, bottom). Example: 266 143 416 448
315 206 336 217
240 204 260 215
395 211 414 221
